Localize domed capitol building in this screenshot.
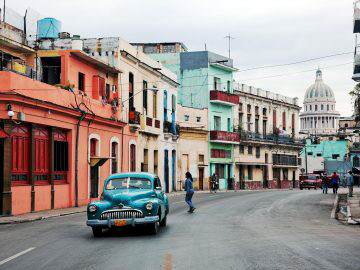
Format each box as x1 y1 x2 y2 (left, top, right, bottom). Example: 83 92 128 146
300 69 340 135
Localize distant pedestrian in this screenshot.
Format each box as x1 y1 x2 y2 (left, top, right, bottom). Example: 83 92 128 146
210 173 219 193
331 172 339 194
185 172 195 213
346 171 354 197
321 173 328 194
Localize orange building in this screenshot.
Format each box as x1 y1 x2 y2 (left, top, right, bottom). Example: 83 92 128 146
0 31 135 215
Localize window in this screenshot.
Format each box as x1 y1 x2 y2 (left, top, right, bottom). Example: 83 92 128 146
154 177 162 189
53 129 68 181
273 110 277 133
184 115 189 121
247 104 251 114
154 150 158 175
263 108 267 116
283 169 288 180
198 154 205 163
308 152 313 156
215 164 225 179
196 117 201 122
214 77 221 90
11 125 30 183
239 113 243 129
214 116 221 130
248 146 253 155
78 72 85 91
90 138 97 157
239 145 244 154
227 118 231 132
105 83 110 102
141 149 148 172
143 80 148 115
247 165 253 180
153 91 157 118
315 105 318 111
255 119 259 134
111 141 118 174
255 147 260 158
255 106 259 115
247 115 251 131
239 103 243 112
34 127 50 182
41 57 61 85
130 144 136 172
211 149 231 158
316 153 322 157
321 104 324 110
163 90 168 122
227 80 231 92
282 111 286 130
310 105 312 111
129 73 134 110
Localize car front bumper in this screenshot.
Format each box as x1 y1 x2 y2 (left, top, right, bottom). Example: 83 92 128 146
87 216 159 228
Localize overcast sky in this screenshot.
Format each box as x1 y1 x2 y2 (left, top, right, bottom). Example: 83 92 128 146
8 0 356 116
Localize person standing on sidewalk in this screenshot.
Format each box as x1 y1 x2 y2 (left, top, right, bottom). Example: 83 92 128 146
331 172 339 194
346 171 354 197
185 172 196 213
321 173 328 194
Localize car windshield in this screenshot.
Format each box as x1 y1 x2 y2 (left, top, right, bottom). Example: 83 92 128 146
307 175 318 180
106 177 152 190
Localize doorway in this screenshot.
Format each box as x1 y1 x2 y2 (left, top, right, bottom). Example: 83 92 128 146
90 166 99 198
171 150 176 192
0 139 4 214
198 167 204 190
164 150 169 193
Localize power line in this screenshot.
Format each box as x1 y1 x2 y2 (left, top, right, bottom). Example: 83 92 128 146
239 62 353 81
238 51 353 72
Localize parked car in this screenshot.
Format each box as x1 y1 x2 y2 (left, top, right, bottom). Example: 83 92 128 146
299 174 322 190
87 172 169 237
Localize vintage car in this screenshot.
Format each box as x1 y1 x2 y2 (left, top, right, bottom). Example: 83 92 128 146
299 174 322 190
87 172 169 237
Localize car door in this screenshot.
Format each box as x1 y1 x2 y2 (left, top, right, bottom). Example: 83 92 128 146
154 177 165 216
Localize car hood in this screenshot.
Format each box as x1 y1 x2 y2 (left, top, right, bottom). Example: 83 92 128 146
105 189 155 205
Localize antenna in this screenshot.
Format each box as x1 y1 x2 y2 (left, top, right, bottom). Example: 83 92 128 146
224 34 235 59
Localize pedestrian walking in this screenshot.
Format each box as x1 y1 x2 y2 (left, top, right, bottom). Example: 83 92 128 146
321 173 328 194
331 172 339 194
346 170 354 197
210 173 219 193
185 172 196 213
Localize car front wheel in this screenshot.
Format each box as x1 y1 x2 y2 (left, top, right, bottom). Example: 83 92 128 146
159 214 167 227
92 227 102 238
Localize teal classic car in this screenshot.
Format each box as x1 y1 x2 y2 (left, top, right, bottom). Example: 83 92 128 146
87 172 169 237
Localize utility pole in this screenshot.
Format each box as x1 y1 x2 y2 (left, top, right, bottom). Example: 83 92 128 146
3 0 5 22
224 34 235 59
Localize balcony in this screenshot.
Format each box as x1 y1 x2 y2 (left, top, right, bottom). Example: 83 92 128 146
210 90 239 106
129 110 141 127
139 115 161 136
209 130 239 144
163 121 180 140
237 130 304 147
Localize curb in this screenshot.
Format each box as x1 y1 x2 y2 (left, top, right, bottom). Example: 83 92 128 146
331 194 339 219
0 208 87 225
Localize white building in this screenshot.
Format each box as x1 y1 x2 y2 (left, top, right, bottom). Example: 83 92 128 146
300 69 340 135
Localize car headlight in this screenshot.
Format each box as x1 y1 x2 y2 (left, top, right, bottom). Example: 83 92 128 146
88 205 97 213
146 202 153 211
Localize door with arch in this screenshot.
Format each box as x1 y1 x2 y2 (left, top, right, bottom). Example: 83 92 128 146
90 138 99 198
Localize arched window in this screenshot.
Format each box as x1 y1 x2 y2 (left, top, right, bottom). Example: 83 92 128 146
310 105 312 111
130 144 136 172
321 104 324 111
111 141 119 174
327 104 329 111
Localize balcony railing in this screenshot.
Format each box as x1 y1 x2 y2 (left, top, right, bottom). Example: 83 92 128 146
273 154 298 166
163 120 180 135
210 130 240 143
236 130 304 146
210 90 239 105
129 110 141 125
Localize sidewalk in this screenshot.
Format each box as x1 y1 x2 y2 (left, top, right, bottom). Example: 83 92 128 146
335 187 360 225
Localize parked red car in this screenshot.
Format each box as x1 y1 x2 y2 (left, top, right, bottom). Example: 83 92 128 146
299 174 322 190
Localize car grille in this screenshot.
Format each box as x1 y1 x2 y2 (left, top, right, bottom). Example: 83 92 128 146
99 209 144 220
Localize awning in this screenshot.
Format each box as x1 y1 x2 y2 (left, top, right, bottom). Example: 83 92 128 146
90 157 112 167
0 128 9 138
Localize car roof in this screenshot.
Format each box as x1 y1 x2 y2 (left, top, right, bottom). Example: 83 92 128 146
107 172 156 180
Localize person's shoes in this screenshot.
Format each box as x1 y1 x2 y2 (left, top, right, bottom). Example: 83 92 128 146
189 207 196 213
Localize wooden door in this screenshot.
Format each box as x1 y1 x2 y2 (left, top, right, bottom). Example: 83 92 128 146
198 167 204 190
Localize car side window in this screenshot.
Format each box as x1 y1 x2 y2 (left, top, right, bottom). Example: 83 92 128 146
154 177 162 189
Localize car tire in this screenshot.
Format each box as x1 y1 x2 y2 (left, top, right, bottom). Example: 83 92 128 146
300 186 303 190
147 221 159 235
159 214 167 227
92 227 102 238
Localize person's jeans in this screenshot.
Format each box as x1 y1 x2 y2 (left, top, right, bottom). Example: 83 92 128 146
185 191 194 209
322 185 328 194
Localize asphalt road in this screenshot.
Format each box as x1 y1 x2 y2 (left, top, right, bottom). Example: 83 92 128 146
0 190 359 270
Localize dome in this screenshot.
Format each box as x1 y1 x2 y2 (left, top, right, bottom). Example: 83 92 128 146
304 70 335 101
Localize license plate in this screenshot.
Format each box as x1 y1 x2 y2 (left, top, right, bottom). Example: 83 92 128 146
114 219 127 227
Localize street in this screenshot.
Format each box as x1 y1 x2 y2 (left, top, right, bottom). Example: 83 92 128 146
0 190 359 270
